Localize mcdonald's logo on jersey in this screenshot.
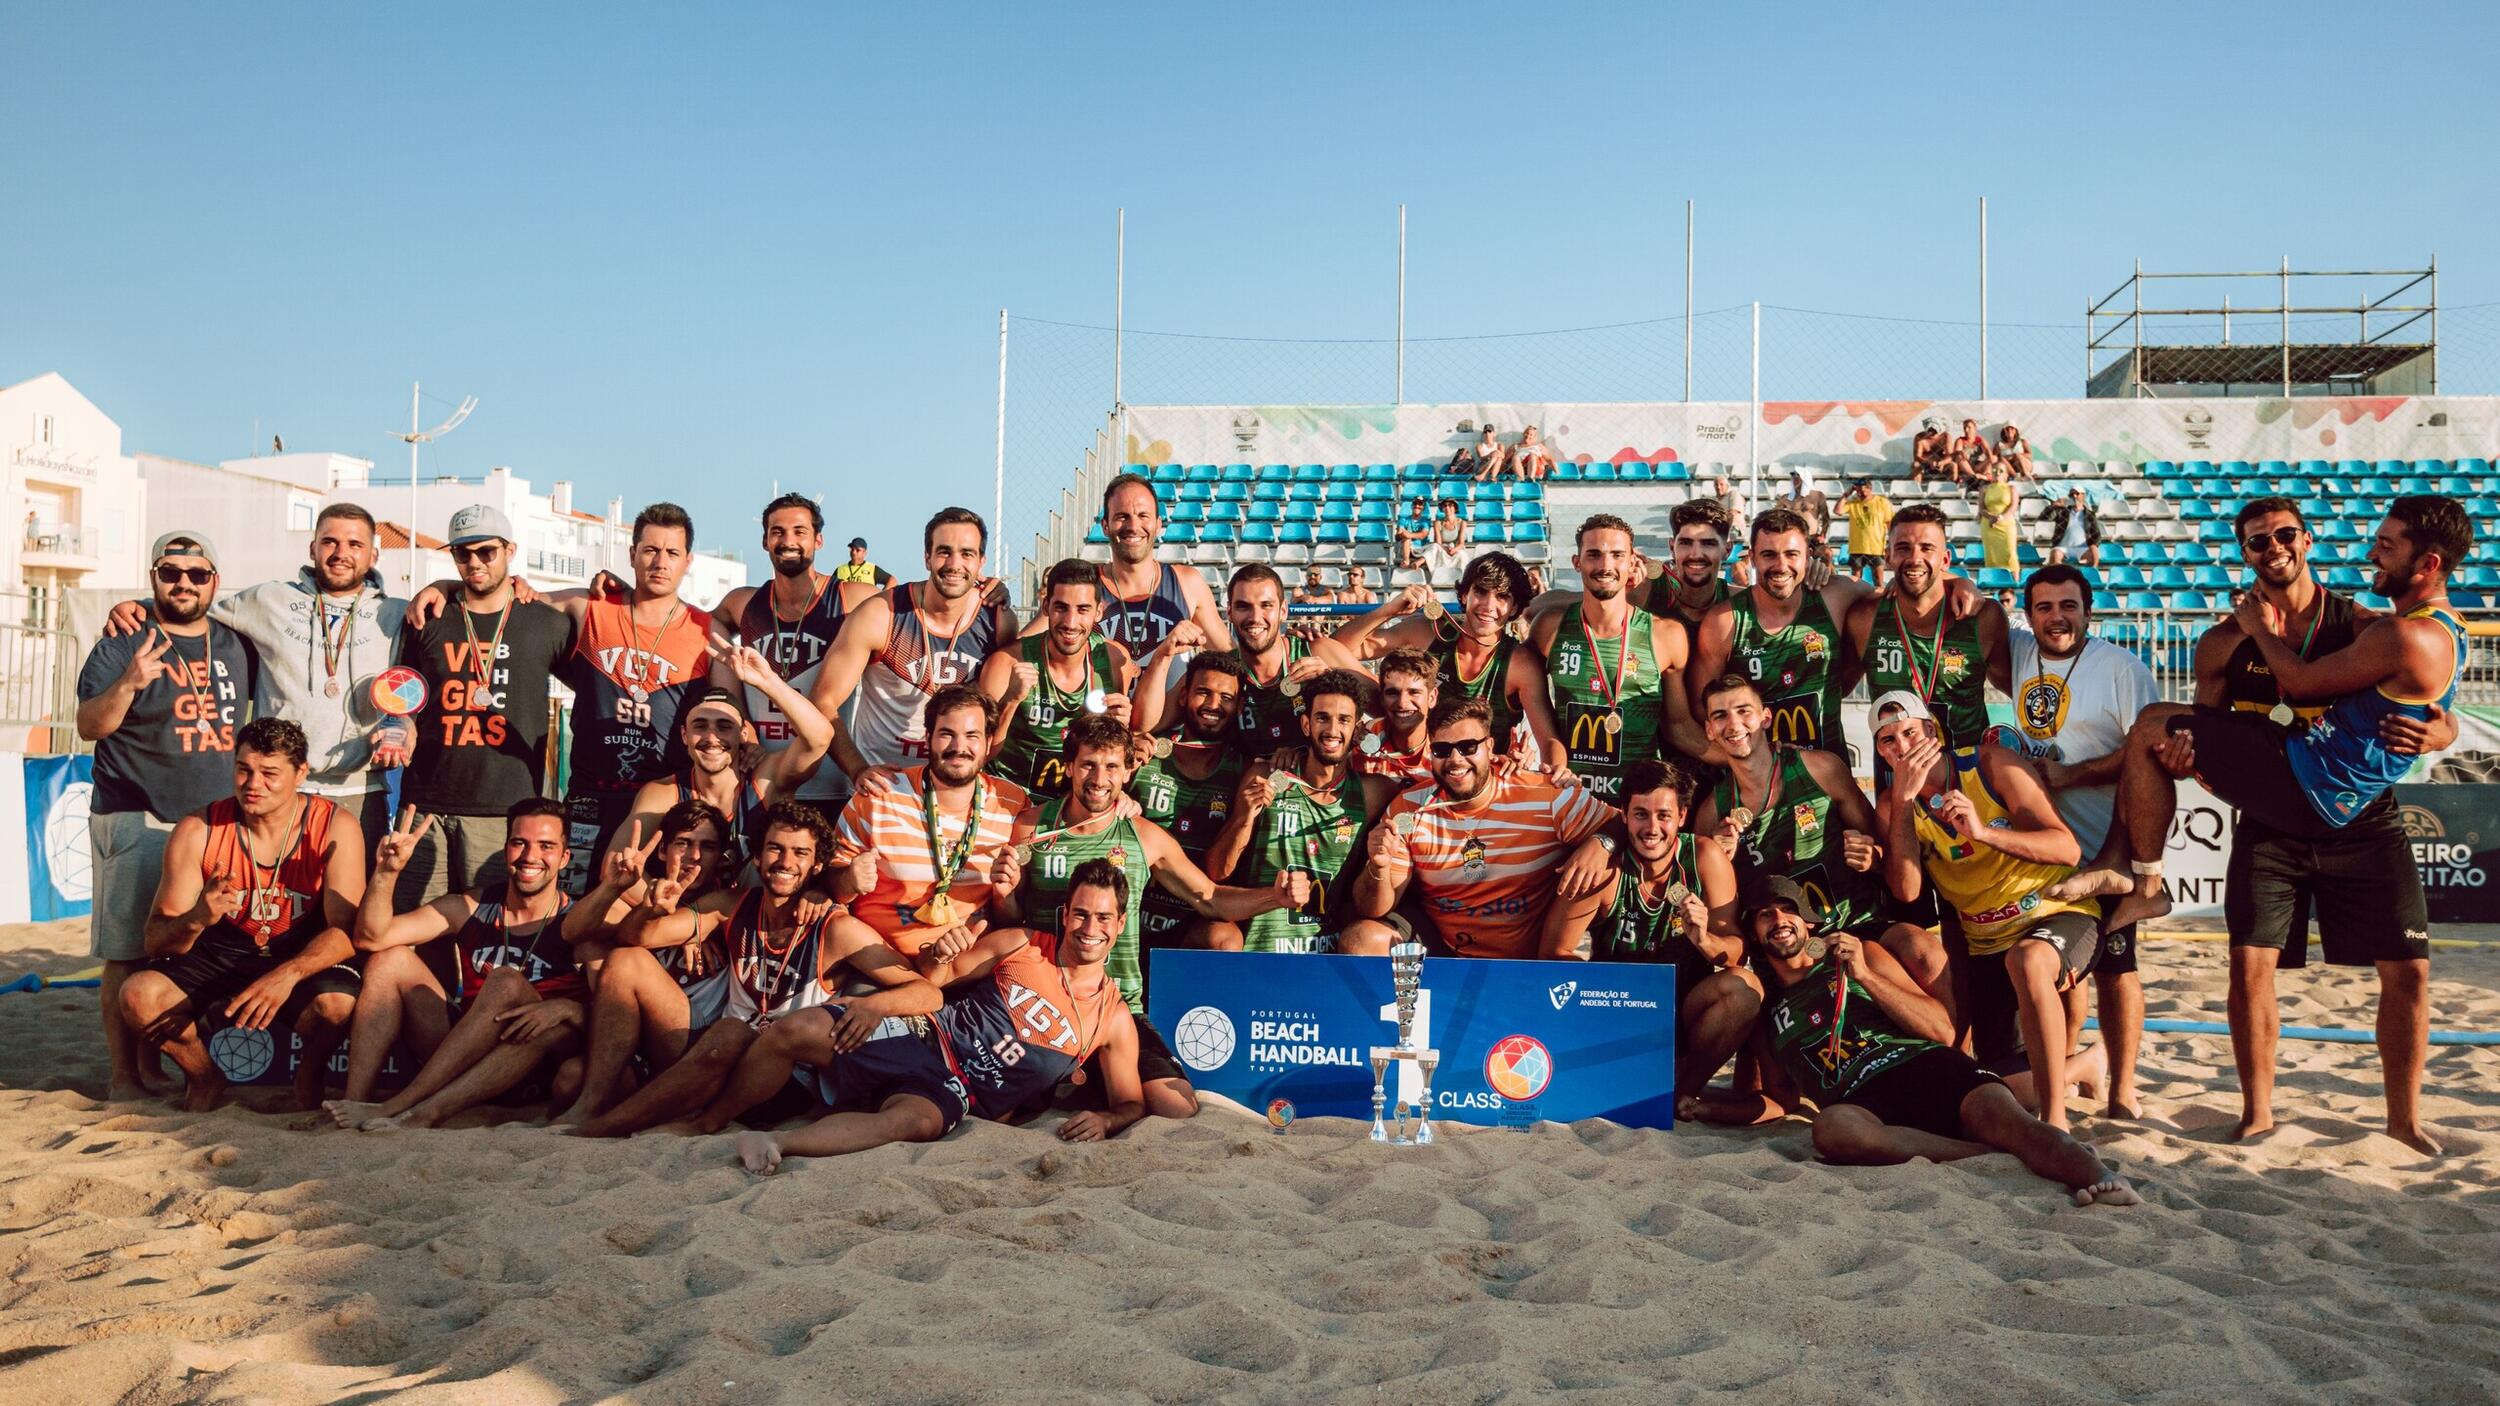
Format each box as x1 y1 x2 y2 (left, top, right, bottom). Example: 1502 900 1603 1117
1766 697 1820 747
1030 755 1069 796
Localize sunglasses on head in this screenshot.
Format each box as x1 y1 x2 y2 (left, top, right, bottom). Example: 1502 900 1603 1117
154 564 215 586
2242 525 2305 554
1428 737 1489 760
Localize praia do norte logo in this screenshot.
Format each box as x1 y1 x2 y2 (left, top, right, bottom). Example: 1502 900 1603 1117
1695 413 1744 443
2400 805 2487 889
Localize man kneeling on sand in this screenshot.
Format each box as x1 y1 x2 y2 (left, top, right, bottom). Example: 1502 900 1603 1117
1681 877 2137 1207
735 859 1146 1173
566 801 941 1138
324 798 587 1131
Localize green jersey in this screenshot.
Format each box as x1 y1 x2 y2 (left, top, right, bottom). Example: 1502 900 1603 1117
1240 766 1370 953
1434 632 1522 746
1644 576 1733 632
1763 956 1938 1106
989 635 1120 793
1016 798 1153 1012
1727 587 1844 754
1131 745 1243 944
1711 746 1877 934
1226 636 1309 760
1546 603 1665 802
1863 597 1991 749
1590 833 1708 970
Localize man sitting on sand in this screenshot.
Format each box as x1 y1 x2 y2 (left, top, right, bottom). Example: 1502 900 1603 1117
324 798 587 1132
1681 878 2136 1207
565 802 940 1138
122 718 365 1112
733 859 1146 1173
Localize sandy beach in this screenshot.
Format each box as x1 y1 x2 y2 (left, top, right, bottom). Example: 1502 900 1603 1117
4 916 2498 1404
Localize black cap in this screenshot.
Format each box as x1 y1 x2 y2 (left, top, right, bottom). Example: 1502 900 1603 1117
683 685 748 722
848 536 868 549
1740 874 1822 927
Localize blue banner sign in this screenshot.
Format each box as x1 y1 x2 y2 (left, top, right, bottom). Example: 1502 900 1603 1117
22 753 95 922
1147 950 1678 1130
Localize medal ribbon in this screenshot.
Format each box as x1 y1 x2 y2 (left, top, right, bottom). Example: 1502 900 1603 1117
923 773 986 897
1579 610 1633 714
1893 599 1949 704
319 594 360 694
460 602 512 694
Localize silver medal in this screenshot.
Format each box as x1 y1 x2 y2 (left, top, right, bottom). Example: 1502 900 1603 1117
2268 702 2295 727
324 678 341 699
1083 687 1109 715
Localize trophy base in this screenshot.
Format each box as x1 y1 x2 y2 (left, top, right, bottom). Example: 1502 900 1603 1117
1368 1046 1441 1147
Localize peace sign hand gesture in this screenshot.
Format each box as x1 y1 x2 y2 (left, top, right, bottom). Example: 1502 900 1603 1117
119 629 178 692
374 806 436 877
644 850 695 915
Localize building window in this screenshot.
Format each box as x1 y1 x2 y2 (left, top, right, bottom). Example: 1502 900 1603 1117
288 500 315 531
38 414 54 445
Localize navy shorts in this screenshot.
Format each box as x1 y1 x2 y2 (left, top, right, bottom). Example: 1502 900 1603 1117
152 942 361 1028
805 1013 972 1134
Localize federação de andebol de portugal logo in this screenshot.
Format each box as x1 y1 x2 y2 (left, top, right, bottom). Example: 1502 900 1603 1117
1483 1034 1553 1102
1547 981 1576 1010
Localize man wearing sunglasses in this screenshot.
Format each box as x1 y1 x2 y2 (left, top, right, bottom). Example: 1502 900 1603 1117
390 506 578 908
77 532 263 1101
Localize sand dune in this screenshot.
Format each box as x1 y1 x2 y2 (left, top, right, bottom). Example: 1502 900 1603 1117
5 918 2498 1404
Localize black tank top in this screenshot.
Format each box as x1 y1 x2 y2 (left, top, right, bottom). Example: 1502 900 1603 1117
737 576 848 684
2223 588 2361 718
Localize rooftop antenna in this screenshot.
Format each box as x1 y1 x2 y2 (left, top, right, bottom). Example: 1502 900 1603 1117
388 380 477 591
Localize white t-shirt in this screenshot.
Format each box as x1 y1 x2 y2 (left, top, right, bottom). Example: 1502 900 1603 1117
2005 632 2157 854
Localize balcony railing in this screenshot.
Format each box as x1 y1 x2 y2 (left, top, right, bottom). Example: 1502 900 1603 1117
21 522 94 557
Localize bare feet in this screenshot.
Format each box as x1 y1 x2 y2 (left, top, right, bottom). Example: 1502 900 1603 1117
2105 1092 2144 1120
2105 888 2173 933
2047 867 2131 904
176 1071 228 1113
358 1113 414 1132
322 1099 386 1130
2073 1173 2140 1207
2385 1122 2443 1158
736 1131 783 1175
548 1100 595 1130
2230 1110 2275 1142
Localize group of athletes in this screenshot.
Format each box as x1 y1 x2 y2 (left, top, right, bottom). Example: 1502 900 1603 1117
75 467 2472 1196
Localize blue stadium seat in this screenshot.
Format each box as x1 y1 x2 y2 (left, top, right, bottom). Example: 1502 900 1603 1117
2462 565 2500 591
1327 464 1362 482
2143 459 2180 479
1153 481 1179 504
1402 462 1439 482
1356 501 1392 522
1240 522 1276 546
2258 459 2290 476
2452 589 2487 610
1655 461 1693 482
1977 567 2018 590
2192 477 2234 500
1165 521 1199 544
1176 482 1214 503
1512 481 1544 500
1323 482 1359 503
2149 565 2190 589
2456 456 2492 478
2017 543 2042 567
1246 500 1281 523
1292 464 1327 483
2189 565 2235 589
1471 501 1507 523
1470 481 1505 500
1252 481 1287 503
2321 565 2368 589
1278 522 1314 546
1475 522 1510 544
2315 520 2360 543
1581 462 1617 482
1085 523 1108 545
1214 464 1249 483
2101 565 2146 589
1199 522 1237 545
1548 460 1582 482
2413 458 2451 475
1149 463 1185 482
1185 464 1222 483
1512 500 1545 523
2296 498 2335 520
1318 523 1353 546
2434 475 2476 496
1215 481 1251 502
2337 459 2371 477
2172 541 2215 564
2220 460 2253 479
1204 500 1242 523
1355 522 1391 544
1253 463 1292 482
2122 590 2165 611
2394 475 2435 495
1319 502 1354 523
1619 462 1656 482
2181 460 2215 477
1363 463 1398 483
2180 501 2224 522
1287 482 1323 503
2173 591 2214 612
1511 521 1549 544
2296 458 2331 478
2376 459 2411 476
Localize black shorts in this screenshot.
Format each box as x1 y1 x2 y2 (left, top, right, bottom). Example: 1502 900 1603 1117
151 942 361 1028
2095 918 2139 977
2227 809 2430 968
2165 711 2341 840
805 1015 972 1135
1968 909 2100 1070
1834 1047 2004 1141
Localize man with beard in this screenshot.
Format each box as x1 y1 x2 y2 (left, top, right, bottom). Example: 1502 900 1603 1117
123 719 365 1112
1690 508 1881 758
1352 646 1438 789
1997 565 2159 1119
1356 696 1616 958
1638 499 1740 630
1136 564 1320 761
1200 670 1400 955
79 532 262 1100
565 803 944 1138
103 505 408 841
1843 504 2013 758
730 861 1148 1172
1680 878 2137 1207
1328 553 1558 766
1530 515 1709 798
1542 759 1759 1095
325 798 586 1131
811 507 1021 782
606 640 832 870
390 505 576 908
994 713 1304 1119
1091 473 1232 657
980 558 1137 793
712 494 881 813
2064 497 2468 1154
829 685 1028 958
1129 651 1251 948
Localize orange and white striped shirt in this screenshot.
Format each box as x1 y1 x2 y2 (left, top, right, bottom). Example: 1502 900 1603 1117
832 765 1029 955
1374 766 1615 959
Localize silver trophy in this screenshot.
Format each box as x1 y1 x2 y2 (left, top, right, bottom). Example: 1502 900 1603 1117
1368 941 1441 1145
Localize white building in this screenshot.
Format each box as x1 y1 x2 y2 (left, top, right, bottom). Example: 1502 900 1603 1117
1 373 148 626
139 449 376 593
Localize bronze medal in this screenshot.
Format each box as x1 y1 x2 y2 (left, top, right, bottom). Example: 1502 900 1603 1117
924 893 956 928
1602 709 1623 737
1392 812 1419 837
1727 806 1757 833
1153 735 1175 759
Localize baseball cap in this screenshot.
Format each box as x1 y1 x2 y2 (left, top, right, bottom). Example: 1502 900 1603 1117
683 685 748 722
446 504 515 548
1868 690 1935 732
1741 874 1823 927
848 536 868 550
150 531 218 568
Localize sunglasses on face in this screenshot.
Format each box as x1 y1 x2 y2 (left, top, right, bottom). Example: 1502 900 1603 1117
155 565 215 586
2242 526 2304 554
452 543 503 563
1429 737 1489 760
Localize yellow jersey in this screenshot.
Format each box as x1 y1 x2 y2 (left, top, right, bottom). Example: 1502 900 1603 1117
1908 763 2087 955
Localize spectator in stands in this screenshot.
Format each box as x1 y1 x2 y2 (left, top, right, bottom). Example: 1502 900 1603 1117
2000 590 2030 629
1911 421 1952 485
1995 424 2037 482
2040 486 2102 569
834 536 893 587
1952 418 1994 488
1337 565 1379 607
1843 479 1895 587
1707 474 1745 531
1395 494 1431 569
1512 427 1555 482
1292 570 1337 608
1426 497 1470 573
1459 425 1507 481
1979 462 2020 570
1779 470 1833 572
1525 564 1549 599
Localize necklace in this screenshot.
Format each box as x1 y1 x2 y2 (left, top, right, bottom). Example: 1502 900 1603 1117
626 597 682 703
738 894 813 1019
768 575 826 663
480 895 563 976
317 592 359 700
1063 967 1112 1084
1577 606 1633 735
2266 596 2327 727
236 798 309 939
912 594 980 696
2026 638 2088 741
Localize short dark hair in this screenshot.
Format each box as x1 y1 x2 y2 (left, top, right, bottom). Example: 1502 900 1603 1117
315 503 376 537
1100 472 1157 519
1227 562 1284 602
760 493 822 534
1670 498 1733 539
1060 711 1132 761
1621 758 1695 812
1300 668 1376 717
923 506 987 554
923 683 995 738
653 798 736 875
1182 649 1249 691
2385 495 2471 575
2023 563 2096 614
506 796 567 828
1575 513 1635 551
634 502 694 548
760 800 836 858
2233 496 2306 540
235 717 308 768
1044 558 1099 598
1698 672 1761 709
1749 507 1812 544
1891 503 1950 538
1377 645 1437 687
1064 857 1131 920
1427 694 1494 735
1458 551 1533 619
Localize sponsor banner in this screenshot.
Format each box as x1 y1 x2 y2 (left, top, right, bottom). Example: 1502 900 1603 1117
196 1009 410 1088
1148 949 1677 1130
2162 779 2233 918
22 754 95 921
2394 784 2500 924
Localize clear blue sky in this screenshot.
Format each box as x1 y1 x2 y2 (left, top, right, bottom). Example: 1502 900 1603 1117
8 2 2495 581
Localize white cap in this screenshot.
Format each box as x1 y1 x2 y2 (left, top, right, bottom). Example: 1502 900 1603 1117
1868 690 1936 732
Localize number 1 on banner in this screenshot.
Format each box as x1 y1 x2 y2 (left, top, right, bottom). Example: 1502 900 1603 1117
1378 988 1432 1109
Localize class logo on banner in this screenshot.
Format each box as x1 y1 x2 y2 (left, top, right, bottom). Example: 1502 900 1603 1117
22 754 95 921
1148 950 1678 1130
